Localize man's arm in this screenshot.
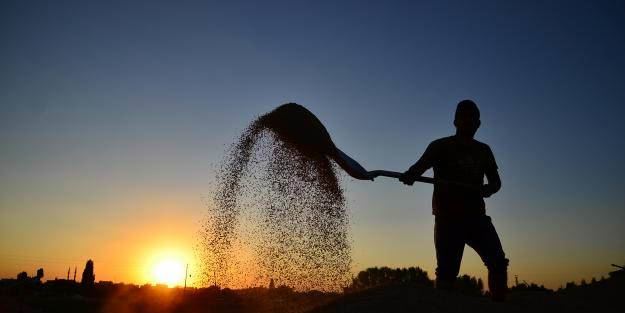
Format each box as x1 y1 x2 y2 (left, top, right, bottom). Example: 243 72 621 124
482 145 501 197
400 143 435 185
482 168 501 198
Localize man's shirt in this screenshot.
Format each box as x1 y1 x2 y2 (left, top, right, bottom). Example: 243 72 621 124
411 136 498 217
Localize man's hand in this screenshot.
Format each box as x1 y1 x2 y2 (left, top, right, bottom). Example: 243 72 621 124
399 172 416 186
481 184 494 198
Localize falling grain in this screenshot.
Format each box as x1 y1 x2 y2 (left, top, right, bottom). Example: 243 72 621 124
198 103 352 291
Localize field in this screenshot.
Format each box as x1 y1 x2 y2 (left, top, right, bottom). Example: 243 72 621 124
2 269 623 313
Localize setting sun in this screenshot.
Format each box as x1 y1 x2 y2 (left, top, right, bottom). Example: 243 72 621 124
152 259 185 287
144 246 191 288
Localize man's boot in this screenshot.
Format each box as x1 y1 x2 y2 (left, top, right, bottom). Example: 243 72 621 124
488 267 508 302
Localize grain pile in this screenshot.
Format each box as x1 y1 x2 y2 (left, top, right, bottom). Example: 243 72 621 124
198 103 351 291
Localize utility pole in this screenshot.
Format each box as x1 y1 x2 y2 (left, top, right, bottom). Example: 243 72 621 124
73 267 77 281
184 264 189 291
67 267 70 280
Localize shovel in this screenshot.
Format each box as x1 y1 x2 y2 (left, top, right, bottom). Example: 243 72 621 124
334 150 478 189
262 103 477 189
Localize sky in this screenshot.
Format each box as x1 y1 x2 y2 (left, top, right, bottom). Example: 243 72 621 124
1 0 624 289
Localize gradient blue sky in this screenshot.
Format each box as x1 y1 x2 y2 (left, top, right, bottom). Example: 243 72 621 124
1 0 624 288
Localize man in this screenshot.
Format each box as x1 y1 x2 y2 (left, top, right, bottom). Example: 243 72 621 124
399 100 509 301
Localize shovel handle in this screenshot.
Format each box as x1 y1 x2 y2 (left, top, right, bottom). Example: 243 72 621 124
368 170 402 178
368 170 480 190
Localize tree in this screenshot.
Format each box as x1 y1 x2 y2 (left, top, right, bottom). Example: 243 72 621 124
456 274 484 296
346 266 433 292
35 268 44 283
17 271 28 280
511 280 552 292
81 259 95 286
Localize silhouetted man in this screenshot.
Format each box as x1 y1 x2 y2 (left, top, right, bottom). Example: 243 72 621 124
399 100 508 301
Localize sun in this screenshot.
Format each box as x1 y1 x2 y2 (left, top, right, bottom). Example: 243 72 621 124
141 244 194 288
152 259 185 287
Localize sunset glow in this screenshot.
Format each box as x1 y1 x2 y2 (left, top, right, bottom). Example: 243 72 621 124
1 1 624 297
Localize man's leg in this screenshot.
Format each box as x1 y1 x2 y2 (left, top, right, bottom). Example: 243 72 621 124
465 215 509 301
434 217 465 290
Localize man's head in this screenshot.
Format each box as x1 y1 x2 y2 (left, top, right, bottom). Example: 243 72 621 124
454 99 481 138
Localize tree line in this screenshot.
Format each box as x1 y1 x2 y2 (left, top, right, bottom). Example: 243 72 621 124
344 266 484 296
